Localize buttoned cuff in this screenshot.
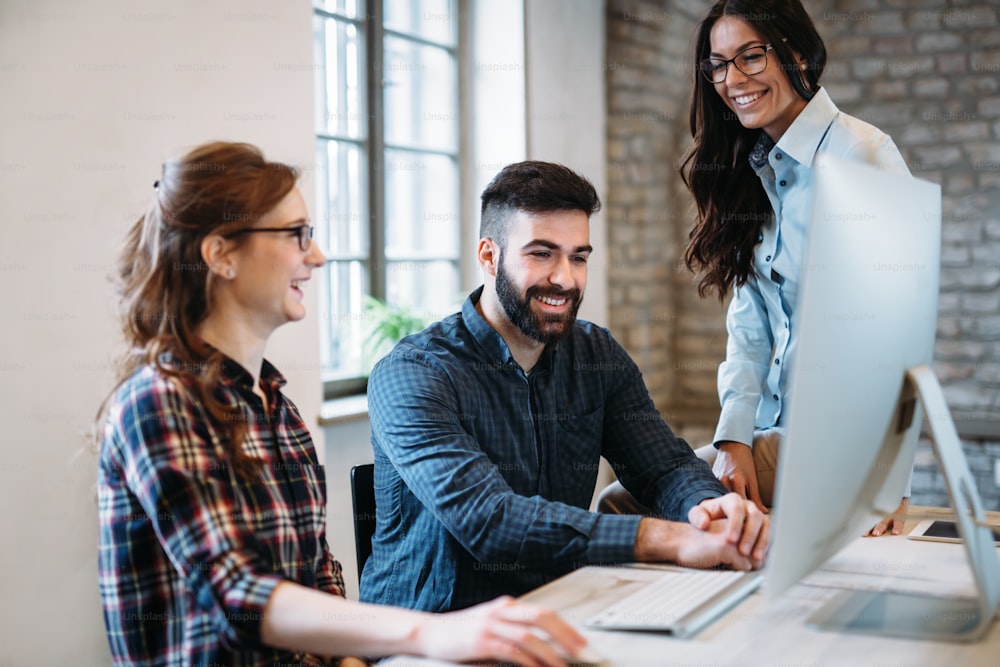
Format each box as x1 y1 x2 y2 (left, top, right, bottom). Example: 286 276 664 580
713 402 757 449
585 514 644 564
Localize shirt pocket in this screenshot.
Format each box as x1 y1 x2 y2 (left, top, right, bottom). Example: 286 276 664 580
554 405 605 440
552 406 605 500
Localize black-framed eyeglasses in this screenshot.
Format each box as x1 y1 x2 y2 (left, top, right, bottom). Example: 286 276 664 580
227 224 314 251
700 44 773 83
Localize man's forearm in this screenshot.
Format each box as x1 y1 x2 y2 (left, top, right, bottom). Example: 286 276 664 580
634 517 689 562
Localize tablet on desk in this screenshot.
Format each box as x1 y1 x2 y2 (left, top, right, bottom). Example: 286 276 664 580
908 519 1000 545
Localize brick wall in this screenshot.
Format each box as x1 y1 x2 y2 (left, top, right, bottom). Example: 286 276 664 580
606 0 718 444
605 0 1000 508
805 0 1000 511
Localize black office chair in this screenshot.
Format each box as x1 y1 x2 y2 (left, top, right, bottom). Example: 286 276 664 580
350 463 376 583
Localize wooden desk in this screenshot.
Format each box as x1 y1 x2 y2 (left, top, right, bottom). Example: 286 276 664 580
381 508 1000 667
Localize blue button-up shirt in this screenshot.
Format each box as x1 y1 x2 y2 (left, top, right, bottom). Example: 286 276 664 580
362 287 727 611
714 87 910 448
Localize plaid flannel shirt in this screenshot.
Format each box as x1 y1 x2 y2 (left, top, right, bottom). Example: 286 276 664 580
98 354 344 666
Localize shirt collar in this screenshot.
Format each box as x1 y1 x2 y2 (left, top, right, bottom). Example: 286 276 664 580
774 86 838 167
159 349 286 392
462 286 558 372
220 356 287 393
463 286 518 367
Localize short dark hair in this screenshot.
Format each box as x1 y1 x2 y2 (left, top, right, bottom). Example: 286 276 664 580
479 161 601 250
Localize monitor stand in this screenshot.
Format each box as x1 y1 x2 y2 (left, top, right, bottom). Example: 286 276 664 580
807 364 1000 642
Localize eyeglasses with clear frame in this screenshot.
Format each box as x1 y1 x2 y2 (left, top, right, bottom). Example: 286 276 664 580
700 44 773 83
226 224 314 251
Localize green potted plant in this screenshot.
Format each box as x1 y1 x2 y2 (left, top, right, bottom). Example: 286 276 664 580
362 296 428 371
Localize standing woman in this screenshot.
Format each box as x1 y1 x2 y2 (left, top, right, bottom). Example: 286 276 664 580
97 141 586 666
681 0 910 533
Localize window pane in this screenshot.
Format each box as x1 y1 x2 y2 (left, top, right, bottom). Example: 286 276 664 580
384 149 459 259
314 0 362 20
386 260 461 321
317 139 367 257
384 36 457 152
313 1 463 390
320 260 368 378
315 15 365 138
384 0 457 45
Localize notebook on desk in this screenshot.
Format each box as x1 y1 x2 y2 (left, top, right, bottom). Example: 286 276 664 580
584 565 762 637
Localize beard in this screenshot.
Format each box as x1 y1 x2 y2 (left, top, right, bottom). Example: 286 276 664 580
495 253 583 344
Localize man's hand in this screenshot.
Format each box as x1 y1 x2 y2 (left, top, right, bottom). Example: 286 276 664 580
713 441 768 514
634 494 769 570
689 493 769 567
865 496 909 537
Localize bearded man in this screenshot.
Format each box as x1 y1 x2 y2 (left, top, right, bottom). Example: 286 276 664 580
361 161 769 612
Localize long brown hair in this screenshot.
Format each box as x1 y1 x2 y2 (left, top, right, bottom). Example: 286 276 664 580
680 0 826 299
108 141 298 476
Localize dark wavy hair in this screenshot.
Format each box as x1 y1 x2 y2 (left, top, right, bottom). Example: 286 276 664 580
680 0 826 299
105 141 299 476
479 160 601 250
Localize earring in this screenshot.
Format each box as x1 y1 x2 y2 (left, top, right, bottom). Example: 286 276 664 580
226 268 235 279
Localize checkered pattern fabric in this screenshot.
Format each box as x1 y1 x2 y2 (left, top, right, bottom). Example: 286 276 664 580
98 354 343 666
361 287 727 611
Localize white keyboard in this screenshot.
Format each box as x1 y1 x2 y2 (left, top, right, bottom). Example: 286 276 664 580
586 568 754 631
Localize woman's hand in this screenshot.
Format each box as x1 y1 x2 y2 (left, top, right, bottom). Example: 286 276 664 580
413 596 588 667
865 497 909 537
713 441 768 514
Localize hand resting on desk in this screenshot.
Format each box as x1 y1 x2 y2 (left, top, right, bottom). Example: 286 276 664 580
635 492 770 570
865 496 909 537
411 596 589 667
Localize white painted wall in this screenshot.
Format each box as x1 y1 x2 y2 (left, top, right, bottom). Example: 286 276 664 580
0 0 608 660
525 0 608 327
461 0 528 288
0 1 317 662
461 0 608 321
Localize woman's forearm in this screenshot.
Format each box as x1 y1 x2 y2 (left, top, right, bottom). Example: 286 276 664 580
260 580 427 659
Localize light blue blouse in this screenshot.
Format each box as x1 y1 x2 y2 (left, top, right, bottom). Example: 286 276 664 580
713 87 910 448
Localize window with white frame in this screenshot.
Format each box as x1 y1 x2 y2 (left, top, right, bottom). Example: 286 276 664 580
313 0 461 397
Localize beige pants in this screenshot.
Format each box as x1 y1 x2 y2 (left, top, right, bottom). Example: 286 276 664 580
596 430 781 514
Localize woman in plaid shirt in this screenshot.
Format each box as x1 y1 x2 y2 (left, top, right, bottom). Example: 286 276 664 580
97 141 587 667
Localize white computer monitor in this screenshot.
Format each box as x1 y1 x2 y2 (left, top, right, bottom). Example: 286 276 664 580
764 154 1000 641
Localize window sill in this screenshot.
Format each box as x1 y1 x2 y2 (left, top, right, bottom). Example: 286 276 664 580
318 394 369 426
